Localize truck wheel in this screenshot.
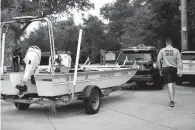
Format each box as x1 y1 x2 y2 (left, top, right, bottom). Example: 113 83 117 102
176 78 182 85
176 80 182 85
191 81 195 86
84 89 101 114
154 76 163 90
131 82 138 90
14 96 30 110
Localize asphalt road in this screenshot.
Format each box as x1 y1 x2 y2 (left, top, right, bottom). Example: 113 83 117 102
1 85 195 130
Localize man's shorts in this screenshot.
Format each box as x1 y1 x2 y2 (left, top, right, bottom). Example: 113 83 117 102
162 67 177 85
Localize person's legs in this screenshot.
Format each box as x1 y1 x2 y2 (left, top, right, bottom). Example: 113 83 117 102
162 67 176 107
168 82 176 107
16 64 19 72
167 82 174 102
13 62 17 72
172 68 178 100
173 82 176 99
168 67 177 107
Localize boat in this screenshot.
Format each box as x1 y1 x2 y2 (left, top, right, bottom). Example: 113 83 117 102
0 16 137 114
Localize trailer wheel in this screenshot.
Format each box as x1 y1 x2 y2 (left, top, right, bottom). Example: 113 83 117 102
84 89 101 114
153 75 163 90
14 96 30 110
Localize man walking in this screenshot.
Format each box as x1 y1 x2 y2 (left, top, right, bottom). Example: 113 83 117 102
157 38 183 107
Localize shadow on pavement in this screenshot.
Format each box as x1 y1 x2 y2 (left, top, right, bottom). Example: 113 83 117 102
121 84 164 92
1 91 134 118
181 82 195 88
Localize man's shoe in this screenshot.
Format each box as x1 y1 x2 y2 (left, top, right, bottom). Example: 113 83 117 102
169 101 175 107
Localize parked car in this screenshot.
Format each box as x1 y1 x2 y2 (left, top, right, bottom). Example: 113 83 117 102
117 44 163 90
176 51 195 85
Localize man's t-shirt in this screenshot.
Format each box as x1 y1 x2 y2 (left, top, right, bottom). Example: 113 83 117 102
157 45 181 68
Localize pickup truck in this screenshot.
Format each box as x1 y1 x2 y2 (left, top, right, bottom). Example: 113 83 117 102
176 51 195 85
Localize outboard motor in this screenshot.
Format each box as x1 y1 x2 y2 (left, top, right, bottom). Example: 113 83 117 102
16 46 41 93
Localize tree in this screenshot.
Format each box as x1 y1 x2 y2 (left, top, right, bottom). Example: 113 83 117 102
81 15 121 63
1 0 94 52
81 15 106 62
1 0 94 21
53 17 80 62
187 0 195 50
20 17 81 63
101 0 155 47
145 0 194 50
146 0 181 49
100 0 195 50
1 0 94 65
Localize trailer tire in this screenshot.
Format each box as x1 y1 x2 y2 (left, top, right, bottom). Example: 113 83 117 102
14 96 30 110
84 88 101 114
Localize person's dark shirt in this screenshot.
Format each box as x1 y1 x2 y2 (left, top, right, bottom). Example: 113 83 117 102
13 50 22 64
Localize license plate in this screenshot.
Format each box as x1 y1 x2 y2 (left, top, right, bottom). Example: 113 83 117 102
189 63 195 67
189 60 195 67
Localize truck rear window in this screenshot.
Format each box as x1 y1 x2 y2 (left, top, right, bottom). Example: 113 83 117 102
182 53 195 60
117 51 152 64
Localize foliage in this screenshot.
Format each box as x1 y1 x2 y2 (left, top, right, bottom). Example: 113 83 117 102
147 0 181 49
187 0 195 50
20 17 79 52
1 0 94 57
101 0 155 47
100 0 195 50
2 0 195 66
20 15 121 63
1 0 94 21
81 15 122 63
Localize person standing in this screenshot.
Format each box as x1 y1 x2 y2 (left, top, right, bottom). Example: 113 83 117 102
13 49 19 72
157 38 183 107
13 48 23 72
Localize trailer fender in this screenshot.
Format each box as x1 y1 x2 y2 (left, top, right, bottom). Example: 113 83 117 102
81 85 102 100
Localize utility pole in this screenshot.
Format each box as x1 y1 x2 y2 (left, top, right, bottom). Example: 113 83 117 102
181 0 188 51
